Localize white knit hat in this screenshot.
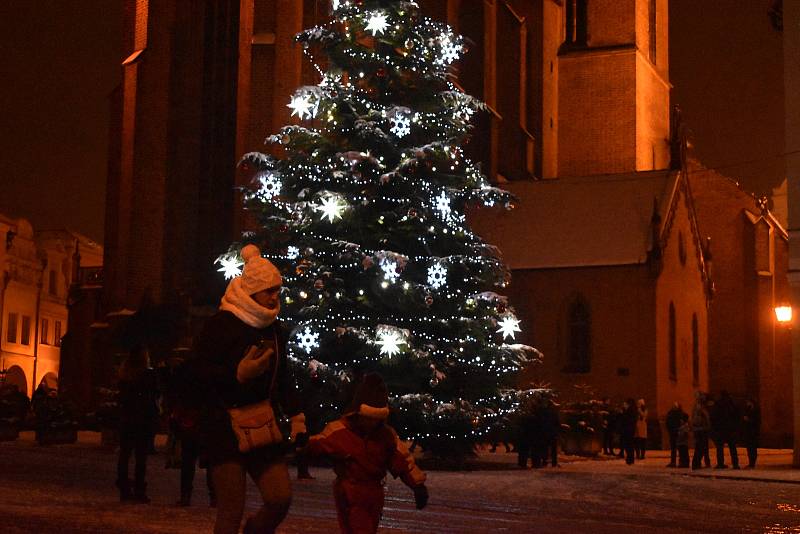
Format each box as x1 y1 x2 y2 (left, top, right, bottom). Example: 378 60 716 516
239 244 282 295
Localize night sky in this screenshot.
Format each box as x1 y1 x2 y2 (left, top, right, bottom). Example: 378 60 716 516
0 1 785 243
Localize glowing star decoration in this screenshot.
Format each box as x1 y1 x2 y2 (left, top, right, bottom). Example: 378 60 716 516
496 315 522 340
315 196 345 223
257 171 281 199
381 259 399 282
287 94 316 120
376 329 406 358
297 327 320 353
390 113 411 138
365 11 389 36
286 246 300 260
435 192 452 219
216 254 243 280
427 263 447 289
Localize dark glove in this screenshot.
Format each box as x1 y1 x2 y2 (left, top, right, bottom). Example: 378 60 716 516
413 484 429 510
293 432 309 448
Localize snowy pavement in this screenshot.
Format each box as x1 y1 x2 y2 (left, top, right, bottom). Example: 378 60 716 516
1 432 800 533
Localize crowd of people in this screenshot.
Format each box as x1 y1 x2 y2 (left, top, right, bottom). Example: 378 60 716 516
600 392 761 470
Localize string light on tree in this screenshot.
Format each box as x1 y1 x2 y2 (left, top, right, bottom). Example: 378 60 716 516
497 315 522 340
215 254 243 280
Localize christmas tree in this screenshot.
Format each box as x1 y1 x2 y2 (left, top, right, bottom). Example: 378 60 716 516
218 0 538 457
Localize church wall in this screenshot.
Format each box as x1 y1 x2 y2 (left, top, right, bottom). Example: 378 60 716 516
654 180 709 444
689 167 793 445
557 50 638 177
510 264 658 411
587 0 636 47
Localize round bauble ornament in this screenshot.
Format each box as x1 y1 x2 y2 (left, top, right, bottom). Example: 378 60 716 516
314 279 324 290
280 133 291 144
362 256 374 270
425 295 434 306
407 208 418 219
376 67 386 78
405 39 414 50
429 377 439 387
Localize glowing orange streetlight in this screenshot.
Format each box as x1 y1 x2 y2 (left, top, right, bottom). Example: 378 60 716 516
774 305 793 324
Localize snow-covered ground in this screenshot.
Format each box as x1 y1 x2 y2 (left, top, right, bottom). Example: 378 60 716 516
1 432 799 533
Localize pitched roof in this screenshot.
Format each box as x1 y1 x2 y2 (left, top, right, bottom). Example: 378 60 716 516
470 170 679 270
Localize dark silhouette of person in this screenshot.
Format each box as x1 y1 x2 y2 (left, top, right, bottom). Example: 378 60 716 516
691 392 711 470
665 402 686 467
741 399 761 468
116 344 159 503
620 399 638 465
710 390 740 469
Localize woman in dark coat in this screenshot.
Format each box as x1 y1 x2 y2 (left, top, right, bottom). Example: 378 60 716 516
194 245 306 534
116 344 159 503
741 399 761 468
620 399 638 465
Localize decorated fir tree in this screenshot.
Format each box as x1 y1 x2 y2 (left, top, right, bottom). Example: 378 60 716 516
217 0 538 457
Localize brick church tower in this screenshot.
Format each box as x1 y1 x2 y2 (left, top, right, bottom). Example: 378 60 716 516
556 0 671 177
105 1 324 315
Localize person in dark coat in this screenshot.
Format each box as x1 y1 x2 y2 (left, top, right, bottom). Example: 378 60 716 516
676 413 691 468
741 399 761 468
691 391 711 470
619 399 638 465
166 358 216 507
665 402 686 467
539 400 560 467
710 390 740 469
193 245 306 534
601 398 616 456
116 344 159 503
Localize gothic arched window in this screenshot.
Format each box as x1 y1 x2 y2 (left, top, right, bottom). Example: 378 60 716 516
565 0 588 46
566 296 591 373
669 302 677 380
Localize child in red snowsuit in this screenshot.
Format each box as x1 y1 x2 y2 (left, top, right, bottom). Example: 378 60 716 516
304 373 428 534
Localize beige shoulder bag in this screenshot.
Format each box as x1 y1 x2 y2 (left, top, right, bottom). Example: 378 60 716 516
227 333 283 453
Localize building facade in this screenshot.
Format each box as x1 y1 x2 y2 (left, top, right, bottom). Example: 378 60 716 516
0 216 102 398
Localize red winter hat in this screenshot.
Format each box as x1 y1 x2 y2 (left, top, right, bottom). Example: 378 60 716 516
347 373 390 419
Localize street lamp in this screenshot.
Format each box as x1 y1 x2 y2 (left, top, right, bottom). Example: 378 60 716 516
775 305 793 324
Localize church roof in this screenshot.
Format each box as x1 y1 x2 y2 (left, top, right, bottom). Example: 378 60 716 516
470 170 679 270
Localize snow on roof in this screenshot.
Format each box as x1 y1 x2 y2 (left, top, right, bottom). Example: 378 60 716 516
470 170 679 270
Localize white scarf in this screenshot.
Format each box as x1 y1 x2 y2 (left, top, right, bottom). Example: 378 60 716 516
219 277 279 329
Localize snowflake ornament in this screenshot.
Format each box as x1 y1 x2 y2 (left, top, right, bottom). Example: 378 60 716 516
257 171 281 199
381 259 400 282
437 32 462 65
390 112 411 138
286 246 300 260
297 327 320 353
497 315 522 340
365 11 389 36
435 192 452 218
427 263 447 289
216 254 243 280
